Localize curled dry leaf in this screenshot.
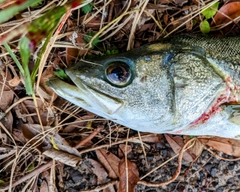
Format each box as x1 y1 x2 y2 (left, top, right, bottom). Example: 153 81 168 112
198 137 240 157
8 76 20 87
164 134 194 162
119 158 139 192
184 136 204 159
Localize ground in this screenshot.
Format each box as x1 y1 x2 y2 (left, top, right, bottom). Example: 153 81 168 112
0 0 240 191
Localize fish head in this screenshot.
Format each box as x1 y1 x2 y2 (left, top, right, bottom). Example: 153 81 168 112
49 42 224 133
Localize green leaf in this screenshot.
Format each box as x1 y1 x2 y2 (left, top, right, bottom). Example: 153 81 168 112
27 164 35 172
106 49 119 55
200 20 210 34
83 32 100 48
202 2 219 19
0 0 42 23
54 69 69 80
20 36 33 95
81 2 94 14
0 180 5 186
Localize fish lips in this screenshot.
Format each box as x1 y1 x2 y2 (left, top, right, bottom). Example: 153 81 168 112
48 70 124 117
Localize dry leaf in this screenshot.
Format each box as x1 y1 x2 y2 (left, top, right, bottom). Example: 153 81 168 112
96 149 120 179
212 2 240 33
8 76 20 87
118 158 139 192
141 133 162 143
88 159 109 184
23 99 55 126
39 180 49 192
118 144 132 158
22 123 48 151
43 149 82 167
0 90 14 111
165 134 194 162
184 136 204 159
198 137 240 157
39 66 57 102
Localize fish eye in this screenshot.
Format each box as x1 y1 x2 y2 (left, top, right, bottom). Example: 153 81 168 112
106 61 131 86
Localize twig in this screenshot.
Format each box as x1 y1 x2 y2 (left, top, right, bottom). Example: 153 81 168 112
74 127 102 149
79 134 156 155
204 147 240 161
137 138 196 187
0 161 53 191
80 180 118 192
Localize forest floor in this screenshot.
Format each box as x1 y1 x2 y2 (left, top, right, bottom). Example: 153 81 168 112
1 0 240 191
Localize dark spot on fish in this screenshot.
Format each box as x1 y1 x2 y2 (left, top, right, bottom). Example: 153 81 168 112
140 76 147 83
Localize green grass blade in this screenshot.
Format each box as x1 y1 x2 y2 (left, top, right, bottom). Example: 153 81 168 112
19 36 33 95
3 42 25 76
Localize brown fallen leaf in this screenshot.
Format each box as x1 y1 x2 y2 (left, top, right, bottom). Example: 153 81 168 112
96 149 120 179
212 2 240 33
0 90 14 111
140 133 162 143
184 136 204 159
164 134 194 162
198 137 240 157
118 158 139 192
43 149 82 167
118 144 132 158
89 159 109 182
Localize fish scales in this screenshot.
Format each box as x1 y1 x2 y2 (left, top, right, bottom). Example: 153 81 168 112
49 36 240 139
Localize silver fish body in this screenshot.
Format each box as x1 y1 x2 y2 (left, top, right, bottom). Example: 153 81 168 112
49 36 240 139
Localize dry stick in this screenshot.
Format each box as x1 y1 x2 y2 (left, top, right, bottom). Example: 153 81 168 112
140 139 196 180
137 138 196 187
79 134 155 155
138 131 149 168
164 0 219 37
125 129 130 192
127 0 149 50
204 147 240 161
80 180 118 192
74 127 102 149
0 161 53 191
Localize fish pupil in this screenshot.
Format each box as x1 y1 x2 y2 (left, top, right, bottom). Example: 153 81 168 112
112 67 125 80
106 62 131 85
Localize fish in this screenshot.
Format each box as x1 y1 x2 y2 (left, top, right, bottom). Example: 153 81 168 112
48 35 240 139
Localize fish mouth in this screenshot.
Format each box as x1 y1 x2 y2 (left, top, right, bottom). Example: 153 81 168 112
48 75 123 117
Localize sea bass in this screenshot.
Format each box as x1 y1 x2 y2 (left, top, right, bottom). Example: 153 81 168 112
48 36 240 139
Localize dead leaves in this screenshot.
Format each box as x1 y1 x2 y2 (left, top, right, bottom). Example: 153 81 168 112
212 2 240 34
198 137 240 157
119 158 139 192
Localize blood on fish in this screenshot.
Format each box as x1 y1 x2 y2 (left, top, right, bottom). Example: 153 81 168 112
191 76 239 126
